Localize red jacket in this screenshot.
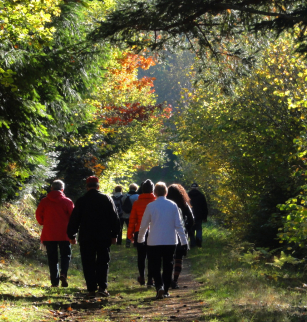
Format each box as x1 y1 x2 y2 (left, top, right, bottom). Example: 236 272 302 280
36 190 74 241
127 193 156 240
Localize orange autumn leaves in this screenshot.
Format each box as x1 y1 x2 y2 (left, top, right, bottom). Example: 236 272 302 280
107 52 156 93
95 52 171 128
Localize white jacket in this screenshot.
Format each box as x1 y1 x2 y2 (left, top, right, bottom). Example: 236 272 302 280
138 196 188 246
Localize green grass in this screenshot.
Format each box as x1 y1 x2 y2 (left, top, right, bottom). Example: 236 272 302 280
0 227 155 321
189 220 307 322
2 217 307 321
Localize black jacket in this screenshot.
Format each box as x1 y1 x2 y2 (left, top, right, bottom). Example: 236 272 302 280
67 189 120 243
181 204 195 232
188 189 208 224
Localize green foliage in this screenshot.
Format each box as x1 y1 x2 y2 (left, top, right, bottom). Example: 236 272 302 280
88 0 307 60
170 35 307 248
0 0 115 202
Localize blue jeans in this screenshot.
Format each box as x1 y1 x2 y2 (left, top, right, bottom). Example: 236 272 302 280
44 241 71 286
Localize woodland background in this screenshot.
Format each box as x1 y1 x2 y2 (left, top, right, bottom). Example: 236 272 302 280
2 0 307 256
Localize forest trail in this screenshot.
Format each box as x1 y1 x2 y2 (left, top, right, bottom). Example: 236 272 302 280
58 258 204 322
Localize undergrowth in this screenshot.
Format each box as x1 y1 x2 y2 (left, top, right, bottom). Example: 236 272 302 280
189 220 307 322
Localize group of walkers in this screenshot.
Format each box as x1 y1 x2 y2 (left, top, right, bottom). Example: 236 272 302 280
36 176 208 299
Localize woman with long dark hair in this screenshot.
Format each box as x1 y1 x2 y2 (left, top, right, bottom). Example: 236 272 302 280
167 184 194 289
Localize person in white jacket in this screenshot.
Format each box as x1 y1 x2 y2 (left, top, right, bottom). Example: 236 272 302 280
138 182 188 299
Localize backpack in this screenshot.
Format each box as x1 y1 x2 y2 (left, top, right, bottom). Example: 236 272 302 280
112 195 123 217
122 195 133 213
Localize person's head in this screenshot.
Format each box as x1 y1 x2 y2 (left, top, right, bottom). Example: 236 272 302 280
142 179 154 194
86 176 99 190
167 184 191 208
114 185 123 193
129 183 138 192
51 180 65 191
191 182 198 189
154 182 168 197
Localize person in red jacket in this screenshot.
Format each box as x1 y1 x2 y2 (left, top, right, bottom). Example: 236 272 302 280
127 179 156 287
36 180 74 287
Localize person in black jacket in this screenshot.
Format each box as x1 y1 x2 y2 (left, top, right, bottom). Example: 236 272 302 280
188 183 208 248
67 176 120 298
167 184 194 289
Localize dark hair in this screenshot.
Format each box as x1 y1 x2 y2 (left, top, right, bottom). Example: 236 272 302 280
142 179 154 193
114 185 123 193
86 182 99 189
167 184 191 209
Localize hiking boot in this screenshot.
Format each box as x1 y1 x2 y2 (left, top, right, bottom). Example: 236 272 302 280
60 275 68 287
97 289 110 297
171 280 179 289
137 276 145 286
156 287 164 299
84 291 96 299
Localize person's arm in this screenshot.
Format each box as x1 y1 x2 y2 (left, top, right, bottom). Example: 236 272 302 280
202 194 208 222
127 202 138 241
67 199 74 217
67 200 81 241
174 205 188 245
108 196 121 239
35 199 45 225
184 204 195 232
137 205 151 243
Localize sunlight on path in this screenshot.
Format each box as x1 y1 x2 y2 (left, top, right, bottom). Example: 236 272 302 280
69 258 204 322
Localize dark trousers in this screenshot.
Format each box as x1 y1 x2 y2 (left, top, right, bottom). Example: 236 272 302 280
189 221 203 247
44 241 71 287
147 245 176 293
134 232 153 283
173 242 185 281
117 218 130 246
79 240 110 292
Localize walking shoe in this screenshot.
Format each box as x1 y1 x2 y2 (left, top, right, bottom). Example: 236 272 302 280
171 280 179 289
137 276 145 286
84 291 96 299
97 289 110 297
60 275 68 287
164 292 170 298
156 287 164 299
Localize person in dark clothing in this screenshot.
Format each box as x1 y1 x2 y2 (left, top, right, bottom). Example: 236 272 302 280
167 184 194 289
112 185 124 245
67 176 120 298
188 183 208 247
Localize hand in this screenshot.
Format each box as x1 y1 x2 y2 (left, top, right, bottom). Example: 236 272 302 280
111 238 117 245
69 238 77 245
130 239 134 243
182 244 188 256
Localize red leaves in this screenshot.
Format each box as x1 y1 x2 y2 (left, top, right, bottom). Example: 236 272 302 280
98 103 168 126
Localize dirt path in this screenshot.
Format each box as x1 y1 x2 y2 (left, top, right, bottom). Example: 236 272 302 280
59 259 205 322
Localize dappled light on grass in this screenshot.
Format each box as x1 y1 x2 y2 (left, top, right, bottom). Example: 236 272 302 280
190 220 307 321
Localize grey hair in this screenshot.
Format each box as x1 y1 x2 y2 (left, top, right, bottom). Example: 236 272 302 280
52 180 65 191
